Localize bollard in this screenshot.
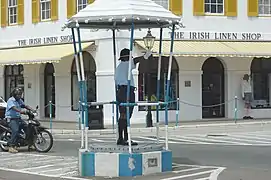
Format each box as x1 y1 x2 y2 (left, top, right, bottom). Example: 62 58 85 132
49 101 52 133
78 101 81 130
234 96 238 124
175 98 179 127
112 103 115 133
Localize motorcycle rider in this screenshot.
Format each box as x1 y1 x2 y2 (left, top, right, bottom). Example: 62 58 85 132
5 87 36 153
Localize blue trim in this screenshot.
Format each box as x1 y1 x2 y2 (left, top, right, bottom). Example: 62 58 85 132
83 81 88 127
165 25 176 126
81 152 95 176
119 153 142 176
161 150 172 172
79 81 84 124
71 28 77 54
156 28 163 123
176 99 179 126
126 20 134 127
112 29 119 122
76 28 83 52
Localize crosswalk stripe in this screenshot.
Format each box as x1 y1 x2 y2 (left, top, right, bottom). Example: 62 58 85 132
166 136 213 145
160 170 214 180
173 167 203 173
218 135 271 144
21 165 54 171
194 178 209 180
137 136 178 144
230 134 271 142
175 135 247 145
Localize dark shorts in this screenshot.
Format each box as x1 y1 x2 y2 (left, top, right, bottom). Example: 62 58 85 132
116 85 135 119
244 92 253 104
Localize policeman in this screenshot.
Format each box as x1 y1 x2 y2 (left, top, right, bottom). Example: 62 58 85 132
115 48 151 146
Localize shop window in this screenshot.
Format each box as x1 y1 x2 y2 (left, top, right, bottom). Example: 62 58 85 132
138 56 179 111
204 0 224 14
4 65 24 100
71 51 96 111
77 0 88 12
153 0 169 9
40 0 51 20
250 58 271 108
259 0 271 16
8 0 18 25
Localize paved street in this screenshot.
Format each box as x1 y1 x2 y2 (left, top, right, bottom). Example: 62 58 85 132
1 122 271 179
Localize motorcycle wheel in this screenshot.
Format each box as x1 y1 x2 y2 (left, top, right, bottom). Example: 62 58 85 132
33 129 53 153
0 132 10 152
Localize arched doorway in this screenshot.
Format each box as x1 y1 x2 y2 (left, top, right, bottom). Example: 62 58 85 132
4 65 24 100
44 63 55 118
202 57 225 118
71 51 96 110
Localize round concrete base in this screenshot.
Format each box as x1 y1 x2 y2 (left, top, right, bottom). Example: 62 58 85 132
78 142 172 177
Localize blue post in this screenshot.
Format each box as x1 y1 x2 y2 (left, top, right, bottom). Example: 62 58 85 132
156 28 163 143
234 96 238 123
71 28 84 148
112 103 115 132
77 27 89 149
165 24 175 150
49 101 52 132
78 101 81 130
112 29 119 140
175 98 179 127
126 19 135 154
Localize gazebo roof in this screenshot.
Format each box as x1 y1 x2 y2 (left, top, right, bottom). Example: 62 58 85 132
63 0 183 30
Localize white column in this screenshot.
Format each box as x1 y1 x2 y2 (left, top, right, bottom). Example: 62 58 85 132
178 70 202 120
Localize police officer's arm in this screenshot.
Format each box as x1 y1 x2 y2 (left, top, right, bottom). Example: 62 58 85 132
133 57 142 64
133 51 152 64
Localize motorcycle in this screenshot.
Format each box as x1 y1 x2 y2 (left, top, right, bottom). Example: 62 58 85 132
0 106 53 153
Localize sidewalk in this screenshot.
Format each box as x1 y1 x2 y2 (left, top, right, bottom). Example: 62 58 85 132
39 118 271 135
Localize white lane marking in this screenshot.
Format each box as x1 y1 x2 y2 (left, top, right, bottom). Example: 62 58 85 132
172 163 223 169
219 135 271 144
244 132 271 138
167 136 213 144
137 136 178 144
0 167 90 180
2 156 57 164
21 165 54 171
60 170 78 176
230 134 271 142
176 135 247 145
209 167 226 180
194 177 209 180
173 167 203 173
91 139 104 142
37 166 77 173
160 170 214 180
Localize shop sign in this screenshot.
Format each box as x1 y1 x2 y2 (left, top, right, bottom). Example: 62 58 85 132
171 31 263 41
17 35 73 47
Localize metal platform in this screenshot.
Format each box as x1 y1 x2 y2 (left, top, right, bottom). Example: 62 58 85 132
88 142 165 153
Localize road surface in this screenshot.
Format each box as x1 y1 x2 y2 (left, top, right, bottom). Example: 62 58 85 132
1 122 271 179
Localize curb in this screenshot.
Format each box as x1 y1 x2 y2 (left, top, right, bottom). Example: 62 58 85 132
50 120 271 135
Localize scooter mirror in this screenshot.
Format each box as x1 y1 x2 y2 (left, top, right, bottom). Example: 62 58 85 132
36 105 39 110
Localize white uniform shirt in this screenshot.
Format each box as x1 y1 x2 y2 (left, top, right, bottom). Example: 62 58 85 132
241 80 252 95
114 61 136 87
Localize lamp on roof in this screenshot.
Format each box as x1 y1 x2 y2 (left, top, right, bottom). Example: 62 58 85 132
143 28 155 50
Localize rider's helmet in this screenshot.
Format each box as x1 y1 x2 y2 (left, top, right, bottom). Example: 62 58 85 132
11 87 23 100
